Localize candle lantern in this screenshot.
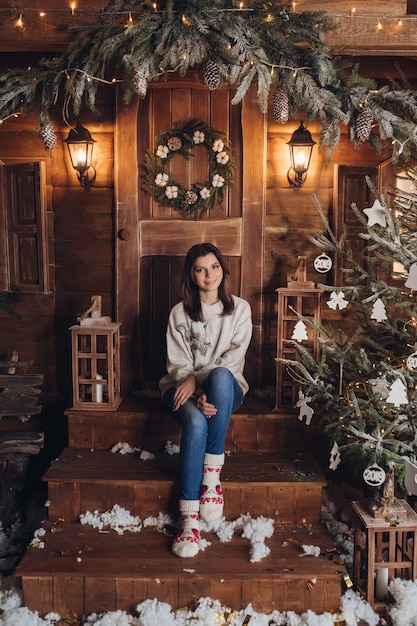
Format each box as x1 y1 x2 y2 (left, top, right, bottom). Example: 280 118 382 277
275 256 322 408
70 296 121 410
352 499 417 610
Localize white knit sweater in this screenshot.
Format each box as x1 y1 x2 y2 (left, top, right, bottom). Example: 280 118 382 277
159 295 252 398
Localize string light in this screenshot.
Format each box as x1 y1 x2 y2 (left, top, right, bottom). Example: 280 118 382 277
15 14 24 30
70 2 76 15
377 19 383 30
350 8 356 17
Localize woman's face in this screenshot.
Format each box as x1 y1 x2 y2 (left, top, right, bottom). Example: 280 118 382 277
192 252 223 301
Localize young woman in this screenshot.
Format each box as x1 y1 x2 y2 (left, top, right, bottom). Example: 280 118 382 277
160 242 252 558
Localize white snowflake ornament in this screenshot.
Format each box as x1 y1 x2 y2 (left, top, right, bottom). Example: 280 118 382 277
363 199 387 227
327 290 349 310
370 297 387 322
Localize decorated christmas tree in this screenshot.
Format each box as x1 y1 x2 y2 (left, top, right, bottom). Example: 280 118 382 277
282 171 417 494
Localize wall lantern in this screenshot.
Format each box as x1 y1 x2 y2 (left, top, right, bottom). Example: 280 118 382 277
64 121 96 188
287 121 316 188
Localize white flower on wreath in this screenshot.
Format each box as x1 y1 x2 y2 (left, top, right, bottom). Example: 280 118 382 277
216 151 229 164
193 131 205 144
165 185 178 199
156 144 169 158
212 138 224 152
212 174 225 188
200 187 210 199
155 172 168 187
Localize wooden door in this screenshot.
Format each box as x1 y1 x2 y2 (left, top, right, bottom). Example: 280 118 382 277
115 76 266 394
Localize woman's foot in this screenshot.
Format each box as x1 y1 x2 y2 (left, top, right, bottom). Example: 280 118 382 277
199 453 225 522
172 500 200 558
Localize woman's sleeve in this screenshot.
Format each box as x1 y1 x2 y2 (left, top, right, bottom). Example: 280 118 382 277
213 301 252 374
165 309 195 383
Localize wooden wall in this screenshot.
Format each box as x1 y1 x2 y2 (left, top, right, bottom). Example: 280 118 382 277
0 54 114 459
0 53 416 456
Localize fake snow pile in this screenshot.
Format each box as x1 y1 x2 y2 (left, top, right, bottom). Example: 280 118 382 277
0 583 384 625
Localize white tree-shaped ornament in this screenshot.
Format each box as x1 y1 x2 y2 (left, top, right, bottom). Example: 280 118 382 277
292 319 308 342
327 291 349 311
329 441 341 471
363 199 387 227
370 298 387 322
386 378 408 408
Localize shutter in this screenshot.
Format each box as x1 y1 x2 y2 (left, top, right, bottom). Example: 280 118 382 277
333 165 378 286
5 161 49 294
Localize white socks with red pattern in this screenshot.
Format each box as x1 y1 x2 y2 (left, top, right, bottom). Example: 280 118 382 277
200 452 225 522
172 499 200 558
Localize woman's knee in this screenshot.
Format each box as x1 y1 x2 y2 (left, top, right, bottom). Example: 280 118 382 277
207 366 233 385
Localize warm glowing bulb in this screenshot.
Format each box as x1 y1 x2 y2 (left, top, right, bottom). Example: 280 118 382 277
39 11 46 17
377 19 382 30
350 7 356 16
295 150 307 168
70 2 76 15
15 14 24 29
398 19 403 26
292 1 296 12
76 149 86 167
152 2 157 9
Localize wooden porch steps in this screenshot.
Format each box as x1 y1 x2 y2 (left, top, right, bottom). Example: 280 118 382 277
16 517 345 616
15 397 347 618
43 448 327 523
65 395 313 452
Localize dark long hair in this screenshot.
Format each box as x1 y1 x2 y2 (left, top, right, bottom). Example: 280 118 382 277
182 242 235 322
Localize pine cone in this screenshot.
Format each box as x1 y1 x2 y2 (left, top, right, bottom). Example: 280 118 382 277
355 106 373 143
203 60 221 91
180 190 198 211
132 67 147 99
167 136 182 151
39 117 57 151
272 89 289 124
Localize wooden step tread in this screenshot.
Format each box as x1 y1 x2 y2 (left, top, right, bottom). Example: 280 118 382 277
44 447 327 486
16 519 346 616
43 448 327 524
66 394 317 452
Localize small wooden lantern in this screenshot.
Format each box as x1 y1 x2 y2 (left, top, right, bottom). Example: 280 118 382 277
275 257 322 408
352 499 417 610
70 296 121 410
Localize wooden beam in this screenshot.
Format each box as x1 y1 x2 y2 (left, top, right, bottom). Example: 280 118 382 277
0 0 413 55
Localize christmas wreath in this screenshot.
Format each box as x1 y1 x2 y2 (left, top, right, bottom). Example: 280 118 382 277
144 119 234 218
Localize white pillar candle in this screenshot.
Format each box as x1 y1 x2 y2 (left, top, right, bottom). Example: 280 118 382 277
375 567 389 600
96 373 103 403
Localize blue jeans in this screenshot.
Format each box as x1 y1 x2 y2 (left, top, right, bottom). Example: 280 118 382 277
162 367 243 501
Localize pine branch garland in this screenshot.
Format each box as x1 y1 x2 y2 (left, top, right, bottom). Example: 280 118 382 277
0 0 415 160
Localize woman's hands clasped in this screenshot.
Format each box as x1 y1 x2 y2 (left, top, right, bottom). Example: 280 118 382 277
173 375 217 418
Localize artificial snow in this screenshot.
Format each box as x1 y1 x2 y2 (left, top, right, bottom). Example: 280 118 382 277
301 544 321 557
110 442 155 460
79 504 142 533
165 440 180 455
387 578 417 626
